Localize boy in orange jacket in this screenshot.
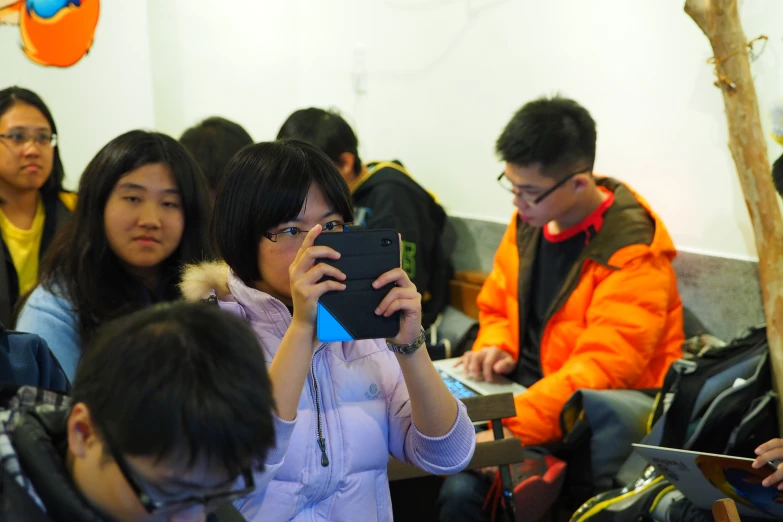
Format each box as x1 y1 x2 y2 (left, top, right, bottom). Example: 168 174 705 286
439 96 684 522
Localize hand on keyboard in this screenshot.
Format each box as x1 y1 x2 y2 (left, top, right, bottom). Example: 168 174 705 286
455 347 515 383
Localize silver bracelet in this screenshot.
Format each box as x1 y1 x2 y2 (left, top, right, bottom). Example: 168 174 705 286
385 327 426 355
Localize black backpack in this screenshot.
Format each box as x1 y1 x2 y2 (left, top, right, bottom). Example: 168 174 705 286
570 326 776 522
651 325 775 457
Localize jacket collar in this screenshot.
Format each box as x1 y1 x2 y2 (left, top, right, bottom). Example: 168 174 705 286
12 408 109 522
180 262 378 361
517 177 671 269
178 261 291 339
583 177 656 267
226 271 292 340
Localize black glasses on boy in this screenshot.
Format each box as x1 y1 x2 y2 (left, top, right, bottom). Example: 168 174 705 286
497 166 592 205
100 424 256 515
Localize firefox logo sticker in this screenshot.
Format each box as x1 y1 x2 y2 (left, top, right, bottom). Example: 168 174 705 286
0 0 100 68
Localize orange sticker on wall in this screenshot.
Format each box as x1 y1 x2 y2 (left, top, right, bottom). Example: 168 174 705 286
1 0 100 68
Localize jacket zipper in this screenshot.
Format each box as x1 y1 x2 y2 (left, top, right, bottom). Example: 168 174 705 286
309 345 329 467
281 304 329 469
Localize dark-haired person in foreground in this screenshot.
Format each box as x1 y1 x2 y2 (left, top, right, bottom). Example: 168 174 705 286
439 96 684 521
0 301 276 521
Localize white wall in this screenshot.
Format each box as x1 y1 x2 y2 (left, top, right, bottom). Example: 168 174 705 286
4 1 780 261
0 0 156 190
146 0 783 261
146 0 302 144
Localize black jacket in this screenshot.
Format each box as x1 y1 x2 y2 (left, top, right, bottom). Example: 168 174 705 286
353 161 452 329
0 191 73 326
2 408 108 522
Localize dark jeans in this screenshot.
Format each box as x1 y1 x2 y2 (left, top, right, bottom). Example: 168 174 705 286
438 471 493 522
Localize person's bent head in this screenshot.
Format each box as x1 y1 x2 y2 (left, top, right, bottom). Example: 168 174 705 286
69 301 275 522
277 108 362 187
179 116 253 200
212 139 353 305
496 95 598 228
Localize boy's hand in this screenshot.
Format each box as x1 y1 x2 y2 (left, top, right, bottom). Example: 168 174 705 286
753 438 783 488
456 347 515 382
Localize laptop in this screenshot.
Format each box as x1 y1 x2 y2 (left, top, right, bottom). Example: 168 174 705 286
633 443 782 519
433 357 527 399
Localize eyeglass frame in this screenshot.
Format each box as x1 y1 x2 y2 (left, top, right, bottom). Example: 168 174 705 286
262 221 352 243
98 421 256 515
0 130 58 149
497 166 593 205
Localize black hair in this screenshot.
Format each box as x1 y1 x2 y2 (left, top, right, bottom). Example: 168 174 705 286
277 108 362 176
179 116 253 192
39 130 211 343
773 153 783 197
496 95 597 175
72 302 275 476
212 139 354 286
0 86 66 198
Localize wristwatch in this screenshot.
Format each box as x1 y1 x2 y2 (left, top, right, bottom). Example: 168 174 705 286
386 327 426 355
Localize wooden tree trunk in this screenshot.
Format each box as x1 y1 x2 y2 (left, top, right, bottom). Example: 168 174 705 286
685 0 783 427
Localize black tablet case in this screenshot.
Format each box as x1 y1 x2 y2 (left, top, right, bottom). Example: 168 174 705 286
314 229 401 342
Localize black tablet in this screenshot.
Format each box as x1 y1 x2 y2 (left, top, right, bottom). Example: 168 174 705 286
314 228 401 343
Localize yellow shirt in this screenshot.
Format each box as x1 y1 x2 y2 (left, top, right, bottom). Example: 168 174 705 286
0 199 45 296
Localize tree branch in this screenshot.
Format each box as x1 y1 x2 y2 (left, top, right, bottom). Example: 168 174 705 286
685 0 783 430
684 0 713 36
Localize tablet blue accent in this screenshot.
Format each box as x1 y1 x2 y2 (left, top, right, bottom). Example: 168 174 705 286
317 303 354 342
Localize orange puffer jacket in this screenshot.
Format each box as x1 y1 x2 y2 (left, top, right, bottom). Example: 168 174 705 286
474 177 684 446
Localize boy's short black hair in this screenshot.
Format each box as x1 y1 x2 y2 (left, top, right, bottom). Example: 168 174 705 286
277 108 362 176
773 153 783 197
71 302 275 476
496 95 597 175
212 139 354 287
180 117 254 191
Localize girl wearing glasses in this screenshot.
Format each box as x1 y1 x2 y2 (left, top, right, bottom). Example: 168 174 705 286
180 139 475 522
0 86 75 326
16 130 211 382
